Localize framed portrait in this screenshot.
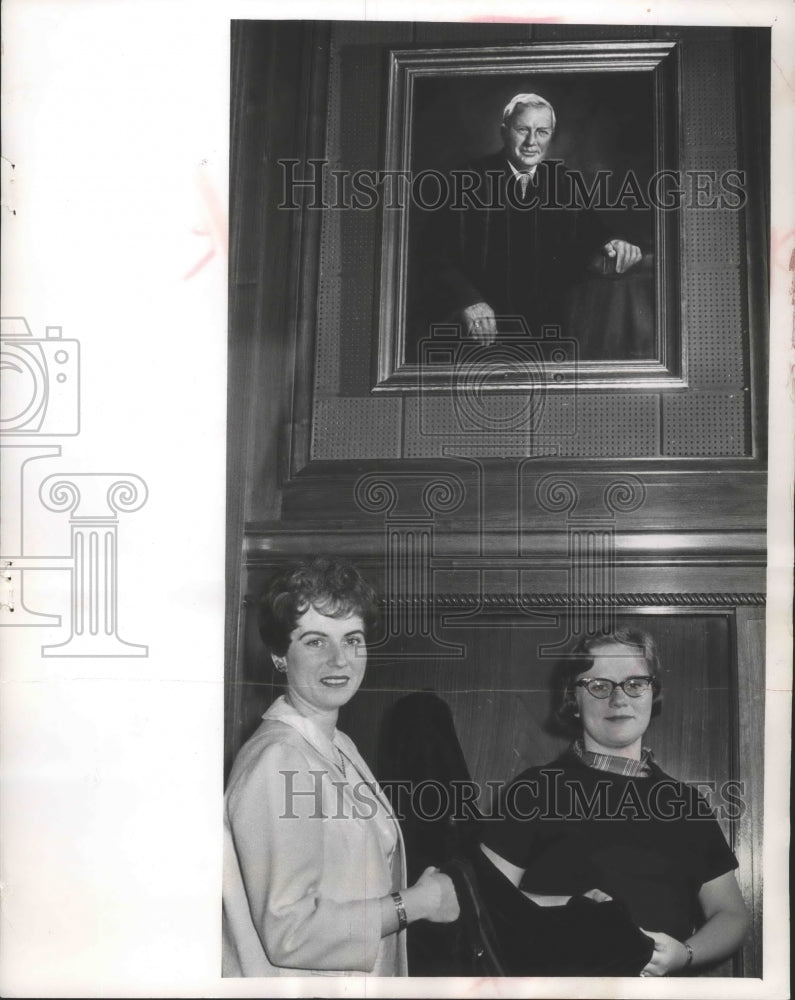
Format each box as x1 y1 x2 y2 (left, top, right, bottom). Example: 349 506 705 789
375 42 686 391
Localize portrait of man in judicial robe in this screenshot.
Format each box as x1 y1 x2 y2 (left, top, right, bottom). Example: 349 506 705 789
405 89 656 363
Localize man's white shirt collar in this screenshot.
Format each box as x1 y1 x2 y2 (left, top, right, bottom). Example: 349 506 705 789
507 161 538 180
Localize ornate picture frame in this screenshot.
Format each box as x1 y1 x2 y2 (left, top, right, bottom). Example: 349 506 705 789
375 41 686 392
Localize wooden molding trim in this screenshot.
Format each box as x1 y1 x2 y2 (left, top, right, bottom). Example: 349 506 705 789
376 592 766 607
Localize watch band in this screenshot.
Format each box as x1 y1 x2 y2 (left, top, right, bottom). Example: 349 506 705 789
683 941 694 967
391 891 408 931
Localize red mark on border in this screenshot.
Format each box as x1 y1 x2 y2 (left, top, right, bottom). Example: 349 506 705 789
184 163 228 280
770 227 795 318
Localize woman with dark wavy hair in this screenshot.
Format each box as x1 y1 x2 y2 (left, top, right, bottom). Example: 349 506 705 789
222 557 459 978
481 628 749 977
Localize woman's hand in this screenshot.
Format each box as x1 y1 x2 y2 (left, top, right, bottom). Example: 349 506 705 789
638 872 750 975
404 866 460 923
639 930 690 976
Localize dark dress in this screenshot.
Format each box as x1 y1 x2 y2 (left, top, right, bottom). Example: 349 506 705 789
379 694 655 976
482 748 739 943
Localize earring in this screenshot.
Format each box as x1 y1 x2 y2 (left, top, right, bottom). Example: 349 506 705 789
273 658 286 673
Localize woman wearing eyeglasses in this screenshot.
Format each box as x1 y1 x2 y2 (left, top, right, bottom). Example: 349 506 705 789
480 628 749 977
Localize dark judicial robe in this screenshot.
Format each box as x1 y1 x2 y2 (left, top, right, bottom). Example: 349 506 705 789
417 153 612 337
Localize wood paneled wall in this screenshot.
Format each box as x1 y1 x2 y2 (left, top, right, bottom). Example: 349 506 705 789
226 20 769 978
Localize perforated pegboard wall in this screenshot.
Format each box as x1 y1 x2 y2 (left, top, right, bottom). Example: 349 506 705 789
310 29 754 463
683 150 740 175
676 34 749 445
556 395 659 456
336 27 380 394
662 392 747 456
685 270 746 386
403 394 559 459
683 209 741 270
313 36 343 398
681 40 737 146
535 24 653 41
314 209 343 395
403 394 659 458
313 398 402 458
314 22 415 406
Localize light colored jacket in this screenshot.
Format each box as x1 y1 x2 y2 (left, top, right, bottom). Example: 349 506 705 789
222 696 408 977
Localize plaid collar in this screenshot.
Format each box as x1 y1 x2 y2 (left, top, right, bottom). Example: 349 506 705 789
572 738 654 778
